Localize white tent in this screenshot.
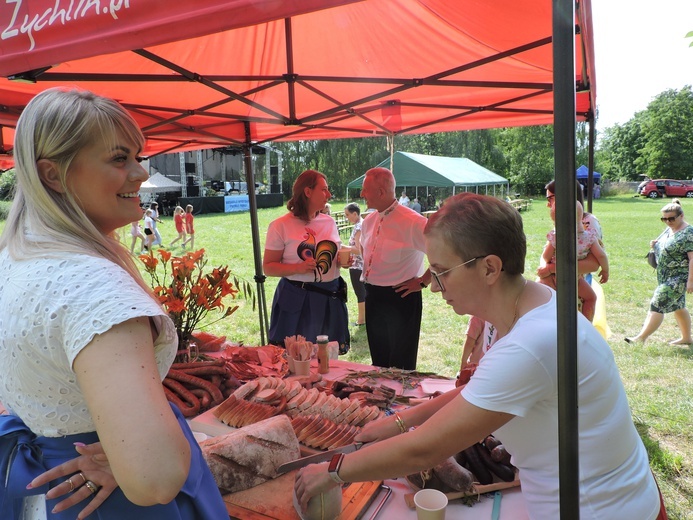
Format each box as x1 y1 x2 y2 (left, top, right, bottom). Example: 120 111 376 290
140 172 183 193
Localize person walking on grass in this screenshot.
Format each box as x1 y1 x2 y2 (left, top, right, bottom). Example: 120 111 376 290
148 201 163 246
169 206 187 249
626 199 693 346
182 204 195 250
143 208 155 253
129 210 146 255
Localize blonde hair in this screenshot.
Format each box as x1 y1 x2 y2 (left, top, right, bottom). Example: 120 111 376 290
0 87 152 295
662 199 683 216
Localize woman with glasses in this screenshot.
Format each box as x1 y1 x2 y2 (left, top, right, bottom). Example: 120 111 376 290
626 198 693 345
295 192 662 520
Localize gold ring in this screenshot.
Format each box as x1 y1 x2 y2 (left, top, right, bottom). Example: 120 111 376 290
84 480 98 495
66 478 74 492
76 472 87 486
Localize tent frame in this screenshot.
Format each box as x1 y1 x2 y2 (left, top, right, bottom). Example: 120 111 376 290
0 2 595 514
22 23 589 148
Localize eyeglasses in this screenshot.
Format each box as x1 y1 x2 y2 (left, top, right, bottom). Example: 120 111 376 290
430 256 483 292
546 195 555 204
661 216 679 223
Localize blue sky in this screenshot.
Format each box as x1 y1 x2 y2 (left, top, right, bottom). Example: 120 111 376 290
591 0 693 132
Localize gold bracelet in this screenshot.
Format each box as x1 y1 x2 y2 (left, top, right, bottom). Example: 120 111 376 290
393 412 407 434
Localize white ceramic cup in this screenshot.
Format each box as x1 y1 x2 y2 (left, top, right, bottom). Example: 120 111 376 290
414 489 447 520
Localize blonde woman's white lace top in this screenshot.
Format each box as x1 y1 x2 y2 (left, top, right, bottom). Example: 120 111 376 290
0 249 177 436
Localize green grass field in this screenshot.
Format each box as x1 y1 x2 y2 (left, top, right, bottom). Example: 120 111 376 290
3 194 692 517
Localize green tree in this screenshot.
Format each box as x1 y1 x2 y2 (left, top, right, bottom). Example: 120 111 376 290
597 86 693 181
598 114 647 180
495 125 555 195
637 86 693 180
0 168 15 200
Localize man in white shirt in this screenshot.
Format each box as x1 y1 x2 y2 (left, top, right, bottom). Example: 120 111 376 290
398 190 410 207
360 168 430 369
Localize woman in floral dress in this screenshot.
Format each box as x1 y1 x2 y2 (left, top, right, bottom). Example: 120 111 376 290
627 199 693 345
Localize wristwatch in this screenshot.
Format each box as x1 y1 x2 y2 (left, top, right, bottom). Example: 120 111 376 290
419 277 428 289
328 453 346 484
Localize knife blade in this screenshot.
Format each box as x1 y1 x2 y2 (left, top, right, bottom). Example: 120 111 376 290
277 442 364 475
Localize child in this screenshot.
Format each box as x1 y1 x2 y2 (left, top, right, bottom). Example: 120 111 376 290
143 208 155 253
129 212 146 254
538 201 609 321
182 204 195 250
169 205 187 249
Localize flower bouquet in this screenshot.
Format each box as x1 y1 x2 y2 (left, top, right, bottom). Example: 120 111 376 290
139 249 254 353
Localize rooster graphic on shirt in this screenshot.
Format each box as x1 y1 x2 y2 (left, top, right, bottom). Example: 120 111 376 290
296 227 337 281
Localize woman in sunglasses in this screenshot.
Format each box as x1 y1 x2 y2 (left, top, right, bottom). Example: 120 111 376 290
295 192 662 520
626 198 693 345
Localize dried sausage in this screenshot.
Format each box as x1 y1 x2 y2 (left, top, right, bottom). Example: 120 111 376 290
476 442 516 482
490 444 512 466
167 368 224 405
433 456 474 492
463 444 493 485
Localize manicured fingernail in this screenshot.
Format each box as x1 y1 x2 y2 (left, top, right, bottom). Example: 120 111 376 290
73 442 86 447
26 482 33 489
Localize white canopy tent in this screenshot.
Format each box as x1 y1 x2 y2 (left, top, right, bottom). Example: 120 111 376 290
140 172 183 193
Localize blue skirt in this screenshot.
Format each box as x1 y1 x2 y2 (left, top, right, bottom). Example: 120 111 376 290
269 277 350 349
0 404 227 520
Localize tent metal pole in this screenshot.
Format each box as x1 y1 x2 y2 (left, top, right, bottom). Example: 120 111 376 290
553 0 580 518
587 114 596 214
242 123 270 345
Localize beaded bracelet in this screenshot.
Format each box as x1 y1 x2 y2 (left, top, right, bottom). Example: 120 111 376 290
393 412 407 434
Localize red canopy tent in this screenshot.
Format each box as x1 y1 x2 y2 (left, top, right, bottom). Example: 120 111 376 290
0 2 595 514
0 0 595 152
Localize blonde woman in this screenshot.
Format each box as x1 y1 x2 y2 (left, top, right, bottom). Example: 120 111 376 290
0 88 226 519
169 205 187 249
626 199 693 345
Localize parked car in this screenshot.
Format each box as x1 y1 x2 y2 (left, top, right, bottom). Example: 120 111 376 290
640 179 693 199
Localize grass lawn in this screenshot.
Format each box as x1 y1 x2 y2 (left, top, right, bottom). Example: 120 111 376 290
3 194 692 518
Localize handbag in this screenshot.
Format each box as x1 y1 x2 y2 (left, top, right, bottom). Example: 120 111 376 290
646 249 657 269
646 229 668 269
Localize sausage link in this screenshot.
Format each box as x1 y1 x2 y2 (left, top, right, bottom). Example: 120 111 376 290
167 368 224 405
476 442 516 482
463 444 493 485
163 384 201 417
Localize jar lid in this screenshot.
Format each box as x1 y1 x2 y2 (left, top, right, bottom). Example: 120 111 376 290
316 335 329 342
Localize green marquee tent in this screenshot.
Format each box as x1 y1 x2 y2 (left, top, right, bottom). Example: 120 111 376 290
346 151 509 197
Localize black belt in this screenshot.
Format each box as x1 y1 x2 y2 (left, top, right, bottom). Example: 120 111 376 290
285 278 343 299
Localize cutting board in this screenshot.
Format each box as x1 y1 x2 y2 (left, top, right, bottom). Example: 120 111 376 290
224 470 384 519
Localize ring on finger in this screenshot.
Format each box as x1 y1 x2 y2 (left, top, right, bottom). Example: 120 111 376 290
66 478 75 493
84 480 98 495
75 472 87 486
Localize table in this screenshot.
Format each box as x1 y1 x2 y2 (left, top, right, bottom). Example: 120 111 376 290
191 359 529 519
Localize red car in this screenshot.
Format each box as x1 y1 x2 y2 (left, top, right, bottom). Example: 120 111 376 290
640 179 693 198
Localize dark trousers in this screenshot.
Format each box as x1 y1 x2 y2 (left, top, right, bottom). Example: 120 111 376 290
364 283 422 370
